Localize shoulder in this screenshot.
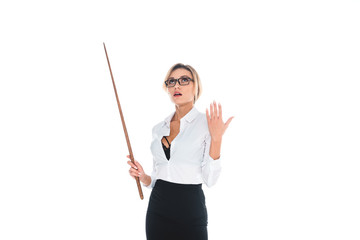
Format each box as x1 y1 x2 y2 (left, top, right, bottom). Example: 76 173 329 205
194 109 208 125
193 110 210 134
152 121 163 133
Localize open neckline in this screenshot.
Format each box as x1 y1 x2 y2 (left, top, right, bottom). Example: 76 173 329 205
161 136 171 160
162 136 171 148
161 120 182 161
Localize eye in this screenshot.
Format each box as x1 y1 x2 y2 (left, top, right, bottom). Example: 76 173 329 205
180 77 190 83
168 79 176 84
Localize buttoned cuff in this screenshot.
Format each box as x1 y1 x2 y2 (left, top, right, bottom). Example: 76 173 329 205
143 177 156 189
209 155 221 165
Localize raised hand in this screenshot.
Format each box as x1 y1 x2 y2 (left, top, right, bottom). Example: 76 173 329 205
206 101 234 142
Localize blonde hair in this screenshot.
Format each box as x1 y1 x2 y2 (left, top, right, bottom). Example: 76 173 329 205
162 63 203 104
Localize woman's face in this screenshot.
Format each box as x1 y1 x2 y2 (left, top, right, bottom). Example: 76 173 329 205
166 68 195 106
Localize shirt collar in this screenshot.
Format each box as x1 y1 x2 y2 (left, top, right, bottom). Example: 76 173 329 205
163 106 199 127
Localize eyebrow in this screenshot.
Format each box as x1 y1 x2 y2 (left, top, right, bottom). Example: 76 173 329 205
168 75 191 79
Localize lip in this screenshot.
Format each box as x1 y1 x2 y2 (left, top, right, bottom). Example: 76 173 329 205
173 91 182 97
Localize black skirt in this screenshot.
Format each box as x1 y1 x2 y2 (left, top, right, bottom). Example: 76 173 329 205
146 179 208 240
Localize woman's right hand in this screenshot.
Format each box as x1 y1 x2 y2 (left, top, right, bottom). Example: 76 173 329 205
126 155 149 184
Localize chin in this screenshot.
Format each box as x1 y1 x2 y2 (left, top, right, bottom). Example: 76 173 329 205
174 99 192 105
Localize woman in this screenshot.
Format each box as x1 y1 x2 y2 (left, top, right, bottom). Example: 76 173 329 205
127 63 234 240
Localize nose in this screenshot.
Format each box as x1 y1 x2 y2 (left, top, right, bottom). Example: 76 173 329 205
174 80 181 88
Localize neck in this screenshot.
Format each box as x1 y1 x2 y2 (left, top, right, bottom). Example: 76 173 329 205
173 102 194 121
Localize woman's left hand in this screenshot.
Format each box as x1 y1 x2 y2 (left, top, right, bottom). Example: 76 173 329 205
206 101 234 142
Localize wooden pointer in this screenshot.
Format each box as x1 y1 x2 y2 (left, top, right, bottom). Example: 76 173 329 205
103 42 144 200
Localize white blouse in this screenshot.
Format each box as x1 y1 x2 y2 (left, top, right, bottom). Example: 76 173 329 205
144 106 222 189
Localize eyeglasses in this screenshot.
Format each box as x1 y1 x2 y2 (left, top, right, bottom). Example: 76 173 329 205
164 76 194 88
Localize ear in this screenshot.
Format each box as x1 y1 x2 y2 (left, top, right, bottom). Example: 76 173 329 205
193 84 197 102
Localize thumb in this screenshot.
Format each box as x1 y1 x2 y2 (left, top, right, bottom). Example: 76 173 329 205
135 161 143 171
224 116 234 130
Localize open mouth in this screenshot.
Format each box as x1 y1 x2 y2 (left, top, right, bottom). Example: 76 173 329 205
174 93 182 97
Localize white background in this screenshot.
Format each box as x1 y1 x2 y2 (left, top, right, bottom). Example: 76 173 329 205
1 0 359 239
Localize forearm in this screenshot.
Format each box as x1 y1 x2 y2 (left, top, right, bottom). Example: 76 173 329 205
209 138 222 160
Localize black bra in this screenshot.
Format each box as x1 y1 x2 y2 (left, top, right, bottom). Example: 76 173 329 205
161 136 171 160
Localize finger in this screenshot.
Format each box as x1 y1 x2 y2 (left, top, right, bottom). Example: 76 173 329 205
130 172 140 178
224 116 234 130
132 172 141 177
219 102 223 121
129 168 139 174
210 102 214 120
134 161 144 171
206 108 210 124
129 168 140 176
127 160 137 168
133 171 141 177
213 101 218 119
127 161 138 169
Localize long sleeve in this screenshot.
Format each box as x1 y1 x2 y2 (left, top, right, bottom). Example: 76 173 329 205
143 124 158 189
201 132 222 187
143 158 157 189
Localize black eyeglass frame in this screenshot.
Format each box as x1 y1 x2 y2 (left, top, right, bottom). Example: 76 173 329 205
164 77 194 88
